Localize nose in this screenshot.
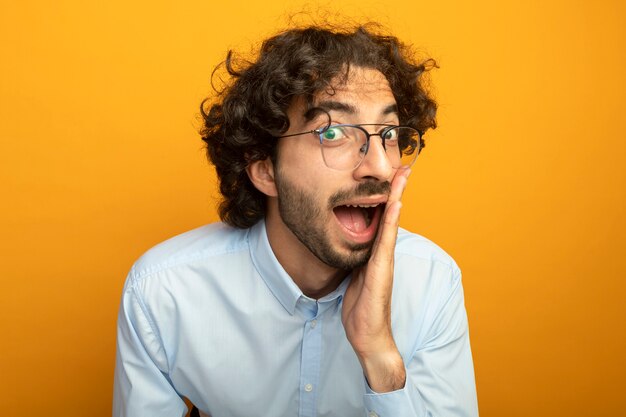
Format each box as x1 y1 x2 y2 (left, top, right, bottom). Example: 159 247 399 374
352 135 394 182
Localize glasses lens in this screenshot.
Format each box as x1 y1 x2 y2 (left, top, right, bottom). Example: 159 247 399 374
383 127 421 168
319 126 367 170
319 125 421 170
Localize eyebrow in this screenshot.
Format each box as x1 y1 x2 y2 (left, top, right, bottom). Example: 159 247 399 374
316 100 358 115
304 100 398 121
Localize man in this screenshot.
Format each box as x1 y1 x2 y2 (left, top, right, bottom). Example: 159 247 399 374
113 24 478 417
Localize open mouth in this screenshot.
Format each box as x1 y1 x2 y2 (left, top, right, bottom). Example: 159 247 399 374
332 203 385 234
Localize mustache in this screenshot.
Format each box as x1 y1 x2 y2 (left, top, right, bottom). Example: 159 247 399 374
327 181 391 208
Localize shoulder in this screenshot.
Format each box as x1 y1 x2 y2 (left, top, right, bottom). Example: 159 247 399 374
392 228 462 303
395 228 460 276
127 222 250 282
392 230 471 361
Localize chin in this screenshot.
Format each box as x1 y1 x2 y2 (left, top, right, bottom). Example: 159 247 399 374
320 240 373 270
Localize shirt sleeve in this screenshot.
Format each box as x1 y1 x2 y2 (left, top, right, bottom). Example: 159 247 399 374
113 273 188 417
362 270 479 417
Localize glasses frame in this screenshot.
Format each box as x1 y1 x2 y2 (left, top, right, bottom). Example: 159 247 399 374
277 118 424 171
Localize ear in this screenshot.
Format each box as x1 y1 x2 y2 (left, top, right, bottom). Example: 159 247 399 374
246 158 278 197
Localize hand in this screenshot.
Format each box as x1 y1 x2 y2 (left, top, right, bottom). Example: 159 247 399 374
341 166 411 393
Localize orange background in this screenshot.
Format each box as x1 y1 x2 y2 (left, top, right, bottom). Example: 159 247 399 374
1 1 625 416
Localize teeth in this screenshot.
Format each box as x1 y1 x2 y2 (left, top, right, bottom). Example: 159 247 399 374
346 204 379 208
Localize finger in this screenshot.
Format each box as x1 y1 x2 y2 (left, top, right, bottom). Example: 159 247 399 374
371 173 408 264
372 167 411 250
388 166 411 205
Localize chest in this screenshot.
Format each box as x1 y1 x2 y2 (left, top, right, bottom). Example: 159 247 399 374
166 303 366 417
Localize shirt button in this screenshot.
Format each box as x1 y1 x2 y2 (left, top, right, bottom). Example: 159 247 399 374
310 320 317 328
304 383 313 392
368 412 379 417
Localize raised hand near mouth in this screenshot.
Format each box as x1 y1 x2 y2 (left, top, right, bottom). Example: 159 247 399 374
341 166 411 393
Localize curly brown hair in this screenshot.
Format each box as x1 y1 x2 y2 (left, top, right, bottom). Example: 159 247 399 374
200 24 437 229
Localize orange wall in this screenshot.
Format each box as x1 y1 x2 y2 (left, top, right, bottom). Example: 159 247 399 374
1 1 625 416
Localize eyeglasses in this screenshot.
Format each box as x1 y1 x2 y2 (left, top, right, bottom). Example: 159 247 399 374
277 111 423 171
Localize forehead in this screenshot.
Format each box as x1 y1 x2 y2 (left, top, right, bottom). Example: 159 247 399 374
286 67 397 124
314 67 395 109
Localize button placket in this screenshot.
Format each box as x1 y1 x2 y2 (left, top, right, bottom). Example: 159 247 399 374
298 316 322 417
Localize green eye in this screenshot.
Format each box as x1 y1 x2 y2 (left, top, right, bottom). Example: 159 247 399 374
322 127 346 141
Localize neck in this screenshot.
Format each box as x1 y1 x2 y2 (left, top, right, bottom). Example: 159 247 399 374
264 204 348 299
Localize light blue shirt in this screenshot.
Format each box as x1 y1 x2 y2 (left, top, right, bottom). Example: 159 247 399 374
113 220 478 417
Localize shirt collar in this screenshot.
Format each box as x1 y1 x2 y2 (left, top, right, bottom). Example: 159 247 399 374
248 219 350 315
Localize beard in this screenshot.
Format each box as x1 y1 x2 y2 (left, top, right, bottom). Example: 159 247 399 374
274 171 390 271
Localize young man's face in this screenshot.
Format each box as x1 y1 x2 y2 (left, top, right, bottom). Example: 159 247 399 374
272 67 400 271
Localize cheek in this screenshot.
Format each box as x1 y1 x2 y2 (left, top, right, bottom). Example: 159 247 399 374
277 148 327 187
276 142 352 210
277 135 327 170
